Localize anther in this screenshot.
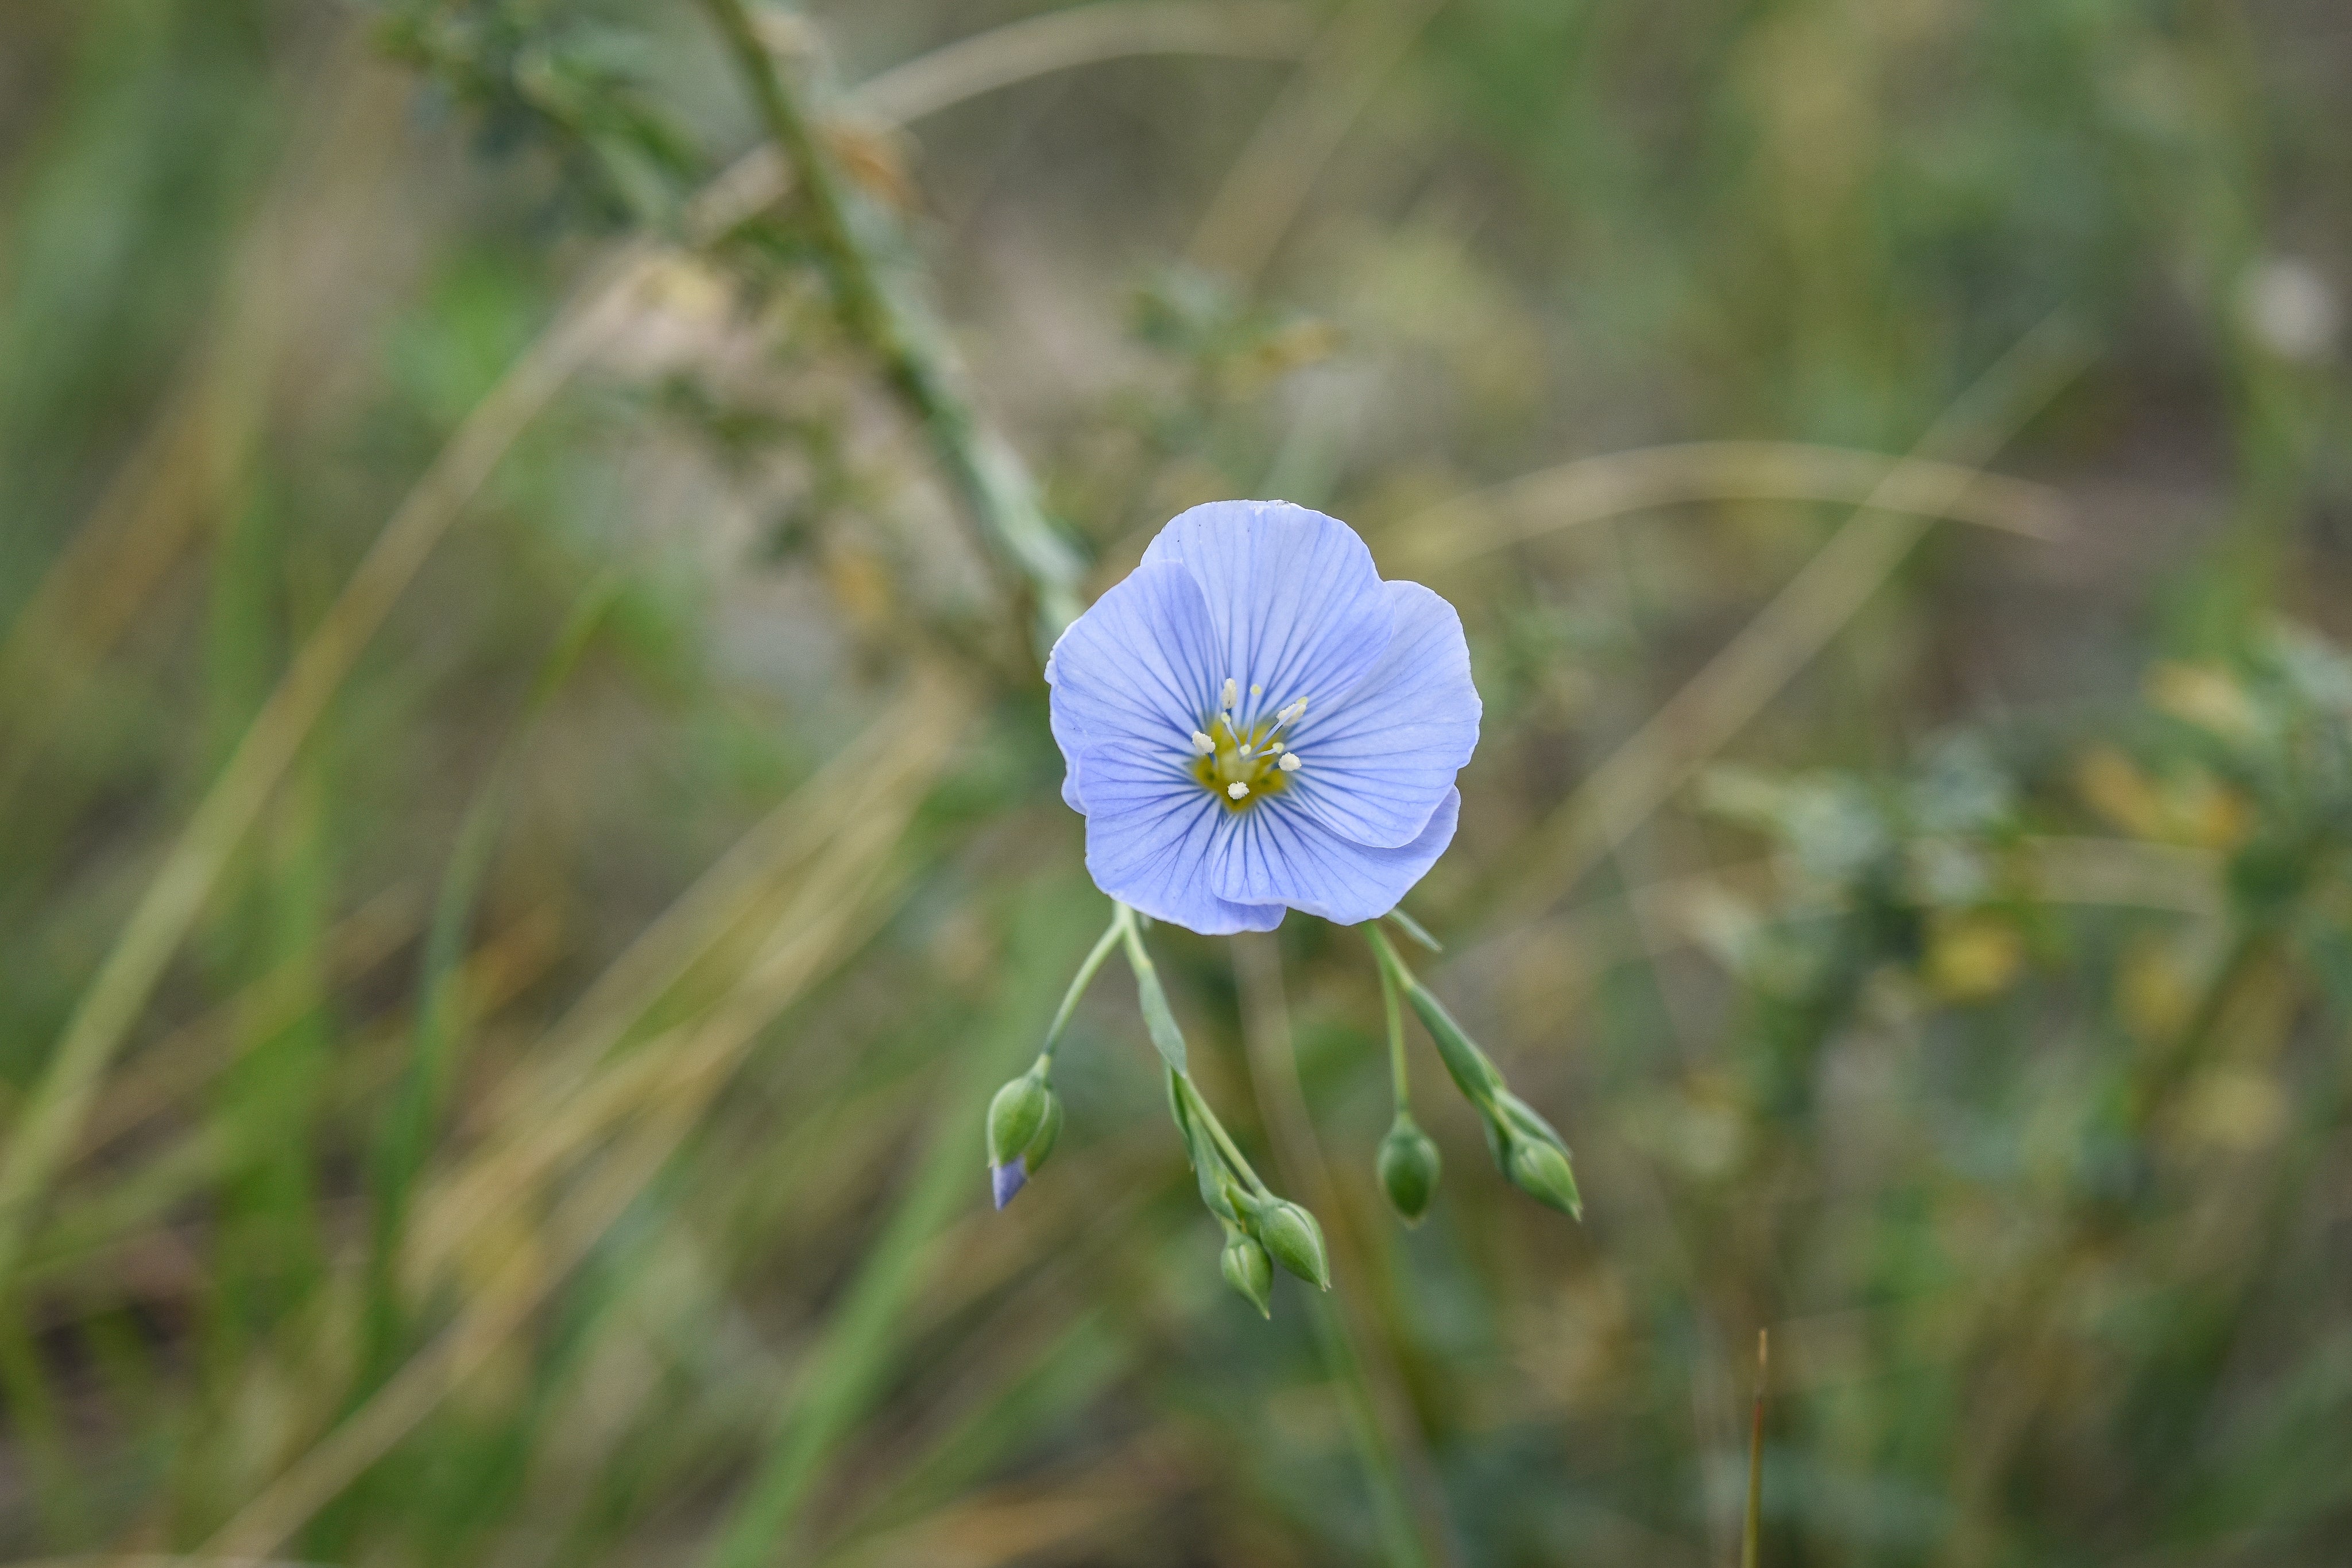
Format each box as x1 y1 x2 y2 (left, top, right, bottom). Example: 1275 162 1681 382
1191 731 1217 756
1227 781 1250 799
1279 753 1302 772
1278 698 1307 725
1222 677 1239 710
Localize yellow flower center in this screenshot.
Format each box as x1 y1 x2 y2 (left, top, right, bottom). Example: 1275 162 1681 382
1189 691 1307 812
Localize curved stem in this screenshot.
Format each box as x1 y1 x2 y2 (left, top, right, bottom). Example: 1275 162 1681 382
1364 920 1412 990
1177 1071 1270 1199
1039 912 1125 1067
1378 948 1411 1114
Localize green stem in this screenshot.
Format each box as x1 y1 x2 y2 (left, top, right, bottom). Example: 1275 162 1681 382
1038 912 1124 1067
1378 944 1410 1114
1365 921 1412 993
1175 1071 1271 1199
696 0 1085 648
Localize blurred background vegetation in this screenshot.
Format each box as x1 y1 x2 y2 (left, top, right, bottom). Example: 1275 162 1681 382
2 0 2350 1563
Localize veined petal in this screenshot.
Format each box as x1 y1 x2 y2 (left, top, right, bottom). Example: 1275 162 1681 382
1046 672 1089 812
1046 561 1220 768
1079 744 1287 933
1286 581 1480 848
1142 501 1391 729
1205 788 1461 926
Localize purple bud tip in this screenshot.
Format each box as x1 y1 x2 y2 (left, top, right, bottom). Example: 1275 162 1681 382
990 1161 1028 1210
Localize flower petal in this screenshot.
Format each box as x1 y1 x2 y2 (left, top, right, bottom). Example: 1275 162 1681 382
1205 788 1461 925
1046 560 1220 778
1142 501 1391 729
1077 746 1287 932
1285 581 1480 848
1046 670 1089 812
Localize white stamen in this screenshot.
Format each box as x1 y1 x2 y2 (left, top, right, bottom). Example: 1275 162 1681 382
1237 743 1252 757
1250 683 1263 696
1277 697 1307 725
1279 752 1302 772
1190 731 1216 756
1227 781 1250 799
1221 677 1239 710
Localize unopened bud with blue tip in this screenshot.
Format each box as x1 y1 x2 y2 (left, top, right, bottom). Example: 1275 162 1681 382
985 1063 1061 1210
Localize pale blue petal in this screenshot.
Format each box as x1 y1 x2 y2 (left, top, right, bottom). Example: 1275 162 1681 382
1046 560 1220 781
1046 667 1089 811
1284 582 1480 848
1142 501 1391 731
1078 746 1287 932
1205 788 1460 924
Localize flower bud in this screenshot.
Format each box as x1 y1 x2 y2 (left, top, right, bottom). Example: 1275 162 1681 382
989 1160 1028 1210
1376 1114 1441 1225
1252 1197 1331 1289
1506 1135 1583 1218
1220 1230 1274 1317
1023 1086 1063 1174
987 1071 1062 1209
985 1071 1051 1169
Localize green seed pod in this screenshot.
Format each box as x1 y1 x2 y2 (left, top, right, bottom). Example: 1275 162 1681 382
1220 1229 1274 1317
1022 1085 1063 1175
1377 1114 1442 1225
1252 1197 1332 1289
1506 1135 1583 1218
985 1071 1051 1168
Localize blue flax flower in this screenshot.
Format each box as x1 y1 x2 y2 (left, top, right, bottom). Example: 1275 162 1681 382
1046 500 1480 933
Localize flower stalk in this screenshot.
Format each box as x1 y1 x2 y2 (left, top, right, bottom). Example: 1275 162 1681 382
982 911 1121 1207
1365 923 1580 1219
1374 945 1440 1222
1121 905 1332 1299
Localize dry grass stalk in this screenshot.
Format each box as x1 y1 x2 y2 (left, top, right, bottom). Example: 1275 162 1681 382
201 675 969 1560
1484 316 2094 926
1383 441 2070 571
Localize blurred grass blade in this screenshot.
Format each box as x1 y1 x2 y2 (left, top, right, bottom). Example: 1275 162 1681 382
1744 1329 1767 1568
407 675 967 1291
0 250 647 1300
702 892 1100 1568
1383 442 2071 571
854 1 1311 126
363 572 624 1379
199 674 970 1561
1233 933 1454 1568
1487 315 2094 923
1187 0 1447 280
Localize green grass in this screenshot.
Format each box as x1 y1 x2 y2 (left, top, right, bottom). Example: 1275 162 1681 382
2 0 2350 1563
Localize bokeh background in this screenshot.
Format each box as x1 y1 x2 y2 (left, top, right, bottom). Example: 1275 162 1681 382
3 0 2351 1563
